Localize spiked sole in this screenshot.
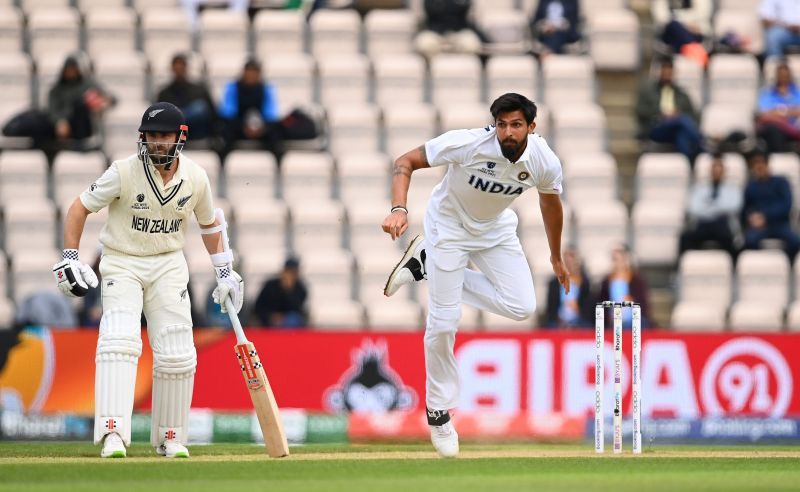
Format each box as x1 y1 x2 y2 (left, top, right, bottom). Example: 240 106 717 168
384 234 424 297
102 450 126 458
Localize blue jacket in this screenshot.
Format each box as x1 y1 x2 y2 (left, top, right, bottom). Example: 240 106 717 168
743 175 793 226
218 81 279 122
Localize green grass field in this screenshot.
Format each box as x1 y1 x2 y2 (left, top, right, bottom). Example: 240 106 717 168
1 442 798 492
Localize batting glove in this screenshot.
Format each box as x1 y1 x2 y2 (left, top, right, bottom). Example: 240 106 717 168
212 265 244 313
52 249 99 298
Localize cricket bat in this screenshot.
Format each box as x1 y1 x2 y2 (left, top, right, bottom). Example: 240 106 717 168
225 297 290 458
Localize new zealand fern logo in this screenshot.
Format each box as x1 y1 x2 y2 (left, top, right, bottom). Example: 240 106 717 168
177 195 192 209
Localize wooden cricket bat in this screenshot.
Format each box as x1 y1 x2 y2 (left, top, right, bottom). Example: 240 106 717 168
225 298 289 458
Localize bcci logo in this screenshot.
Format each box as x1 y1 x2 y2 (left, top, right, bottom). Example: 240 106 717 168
323 340 417 413
518 171 529 181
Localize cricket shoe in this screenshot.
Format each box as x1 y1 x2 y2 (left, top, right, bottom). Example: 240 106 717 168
384 234 426 297
156 439 189 458
427 408 459 458
100 432 126 458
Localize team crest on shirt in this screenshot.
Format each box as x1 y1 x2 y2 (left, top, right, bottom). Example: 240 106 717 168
518 171 530 181
176 194 192 211
132 192 150 210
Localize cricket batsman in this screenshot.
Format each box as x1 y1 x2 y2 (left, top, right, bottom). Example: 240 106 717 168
52 102 243 458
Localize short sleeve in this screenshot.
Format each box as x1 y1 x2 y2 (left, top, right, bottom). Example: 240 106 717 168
193 171 216 226
424 129 482 168
79 163 121 212
534 139 563 195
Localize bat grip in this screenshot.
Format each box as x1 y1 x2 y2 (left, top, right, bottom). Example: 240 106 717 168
225 297 248 345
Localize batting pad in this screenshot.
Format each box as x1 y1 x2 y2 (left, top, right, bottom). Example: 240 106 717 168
94 308 143 445
149 323 196 447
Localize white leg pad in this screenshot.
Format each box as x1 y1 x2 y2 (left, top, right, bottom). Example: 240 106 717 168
149 324 196 447
94 308 142 446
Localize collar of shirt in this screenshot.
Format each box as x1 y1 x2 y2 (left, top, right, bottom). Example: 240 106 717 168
491 133 533 166
148 156 186 189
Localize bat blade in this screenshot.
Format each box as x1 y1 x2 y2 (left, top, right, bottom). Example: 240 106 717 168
235 341 289 458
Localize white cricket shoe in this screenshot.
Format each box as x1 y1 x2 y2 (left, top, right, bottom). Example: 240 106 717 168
430 421 459 458
156 440 189 458
384 234 426 297
100 432 126 458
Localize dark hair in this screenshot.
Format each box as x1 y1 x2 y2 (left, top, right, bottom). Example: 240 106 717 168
659 56 674 68
171 53 187 66
244 57 261 72
490 93 537 124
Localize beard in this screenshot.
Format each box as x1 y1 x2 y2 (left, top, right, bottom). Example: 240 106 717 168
500 138 523 161
146 145 174 165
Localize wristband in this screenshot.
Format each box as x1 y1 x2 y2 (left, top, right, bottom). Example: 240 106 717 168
391 205 408 214
63 249 79 261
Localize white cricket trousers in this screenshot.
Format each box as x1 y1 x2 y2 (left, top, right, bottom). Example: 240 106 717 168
423 209 536 411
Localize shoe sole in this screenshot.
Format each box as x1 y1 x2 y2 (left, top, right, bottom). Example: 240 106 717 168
168 452 189 458
101 450 126 458
384 234 424 297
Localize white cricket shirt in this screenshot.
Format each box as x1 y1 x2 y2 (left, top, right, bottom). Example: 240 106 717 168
80 153 216 256
424 127 563 235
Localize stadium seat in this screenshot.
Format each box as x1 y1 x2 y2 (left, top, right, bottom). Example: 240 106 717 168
677 250 733 306
103 101 146 156
0 150 48 205
572 199 628 262
587 9 640 71
729 300 784 332
346 197 395 256
84 8 138 58
225 150 278 201
717 0 761 10
281 151 335 204
631 199 684 266
700 104 755 146
253 9 305 57
769 153 800 210
327 104 381 155
365 9 416 56
0 7 23 53
438 103 492 132
301 249 356 301
534 103 551 141
28 7 80 59
708 54 760 110
60 200 107 257
373 53 426 105
581 0 626 19
317 53 371 106
551 103 607 152
713 9 764 55
476 9 530 55
234 201 289 254
635 153 691 205
94 51 149 104
486 55 540 103
205 52 250 104
405 166 445 217
308 297 365 330
560 151 618 207
694 152 748 189
672 55 705 109
20 0 71 8
366 299 424 331
184 150 221 196
10 247 62 302
356 248 400 305
141 9 192 61
786 301 800 331
52 151 107 206
430 54 483 106
542 55 595 106
3 199 57 257
77 0 128 10
736 249 790 308
336 151 391 203
309 8 362 56
197 10 249 58
290 200 347 252
671 301 727 332
264 54 316 113
383 103 438 159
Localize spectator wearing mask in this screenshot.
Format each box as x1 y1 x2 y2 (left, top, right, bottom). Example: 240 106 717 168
156 53 217 141
760 0 800 58
742 151 800 260
530 0 580 56
253 257 308 328
757 61 800 153
414 0 484 58
544 246 594 328
636 57 703 163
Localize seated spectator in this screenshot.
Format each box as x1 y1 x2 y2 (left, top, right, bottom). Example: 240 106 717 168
204 284 233 328
679 154 743 260
156 53 217 141
16 290 78 328
757 61 800 153
760 0 800 58
544 246 594 328
48 52 114 146
529 0 580 56
253 257 308 329
218 58 285 162
597 245 651 328
636 57 703 163
742 151 800 260
652 0 712 59
413 0 484 58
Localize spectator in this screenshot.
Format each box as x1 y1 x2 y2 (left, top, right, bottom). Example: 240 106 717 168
253 257 308 328
529 0 580 56
78 251 102 327
742 151 800 260
544 246 594 328
757 61 800 153
218 58 284 162
414 0 484 58
16 290 78 328
679 154 743 260
156 53 218 141
652 0 712 57
597 244 651 328
48 52 114 146
760 0 800 58
636 57 703 163
204 284 233 328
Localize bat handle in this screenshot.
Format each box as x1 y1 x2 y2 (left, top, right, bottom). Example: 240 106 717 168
224 297 248 345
